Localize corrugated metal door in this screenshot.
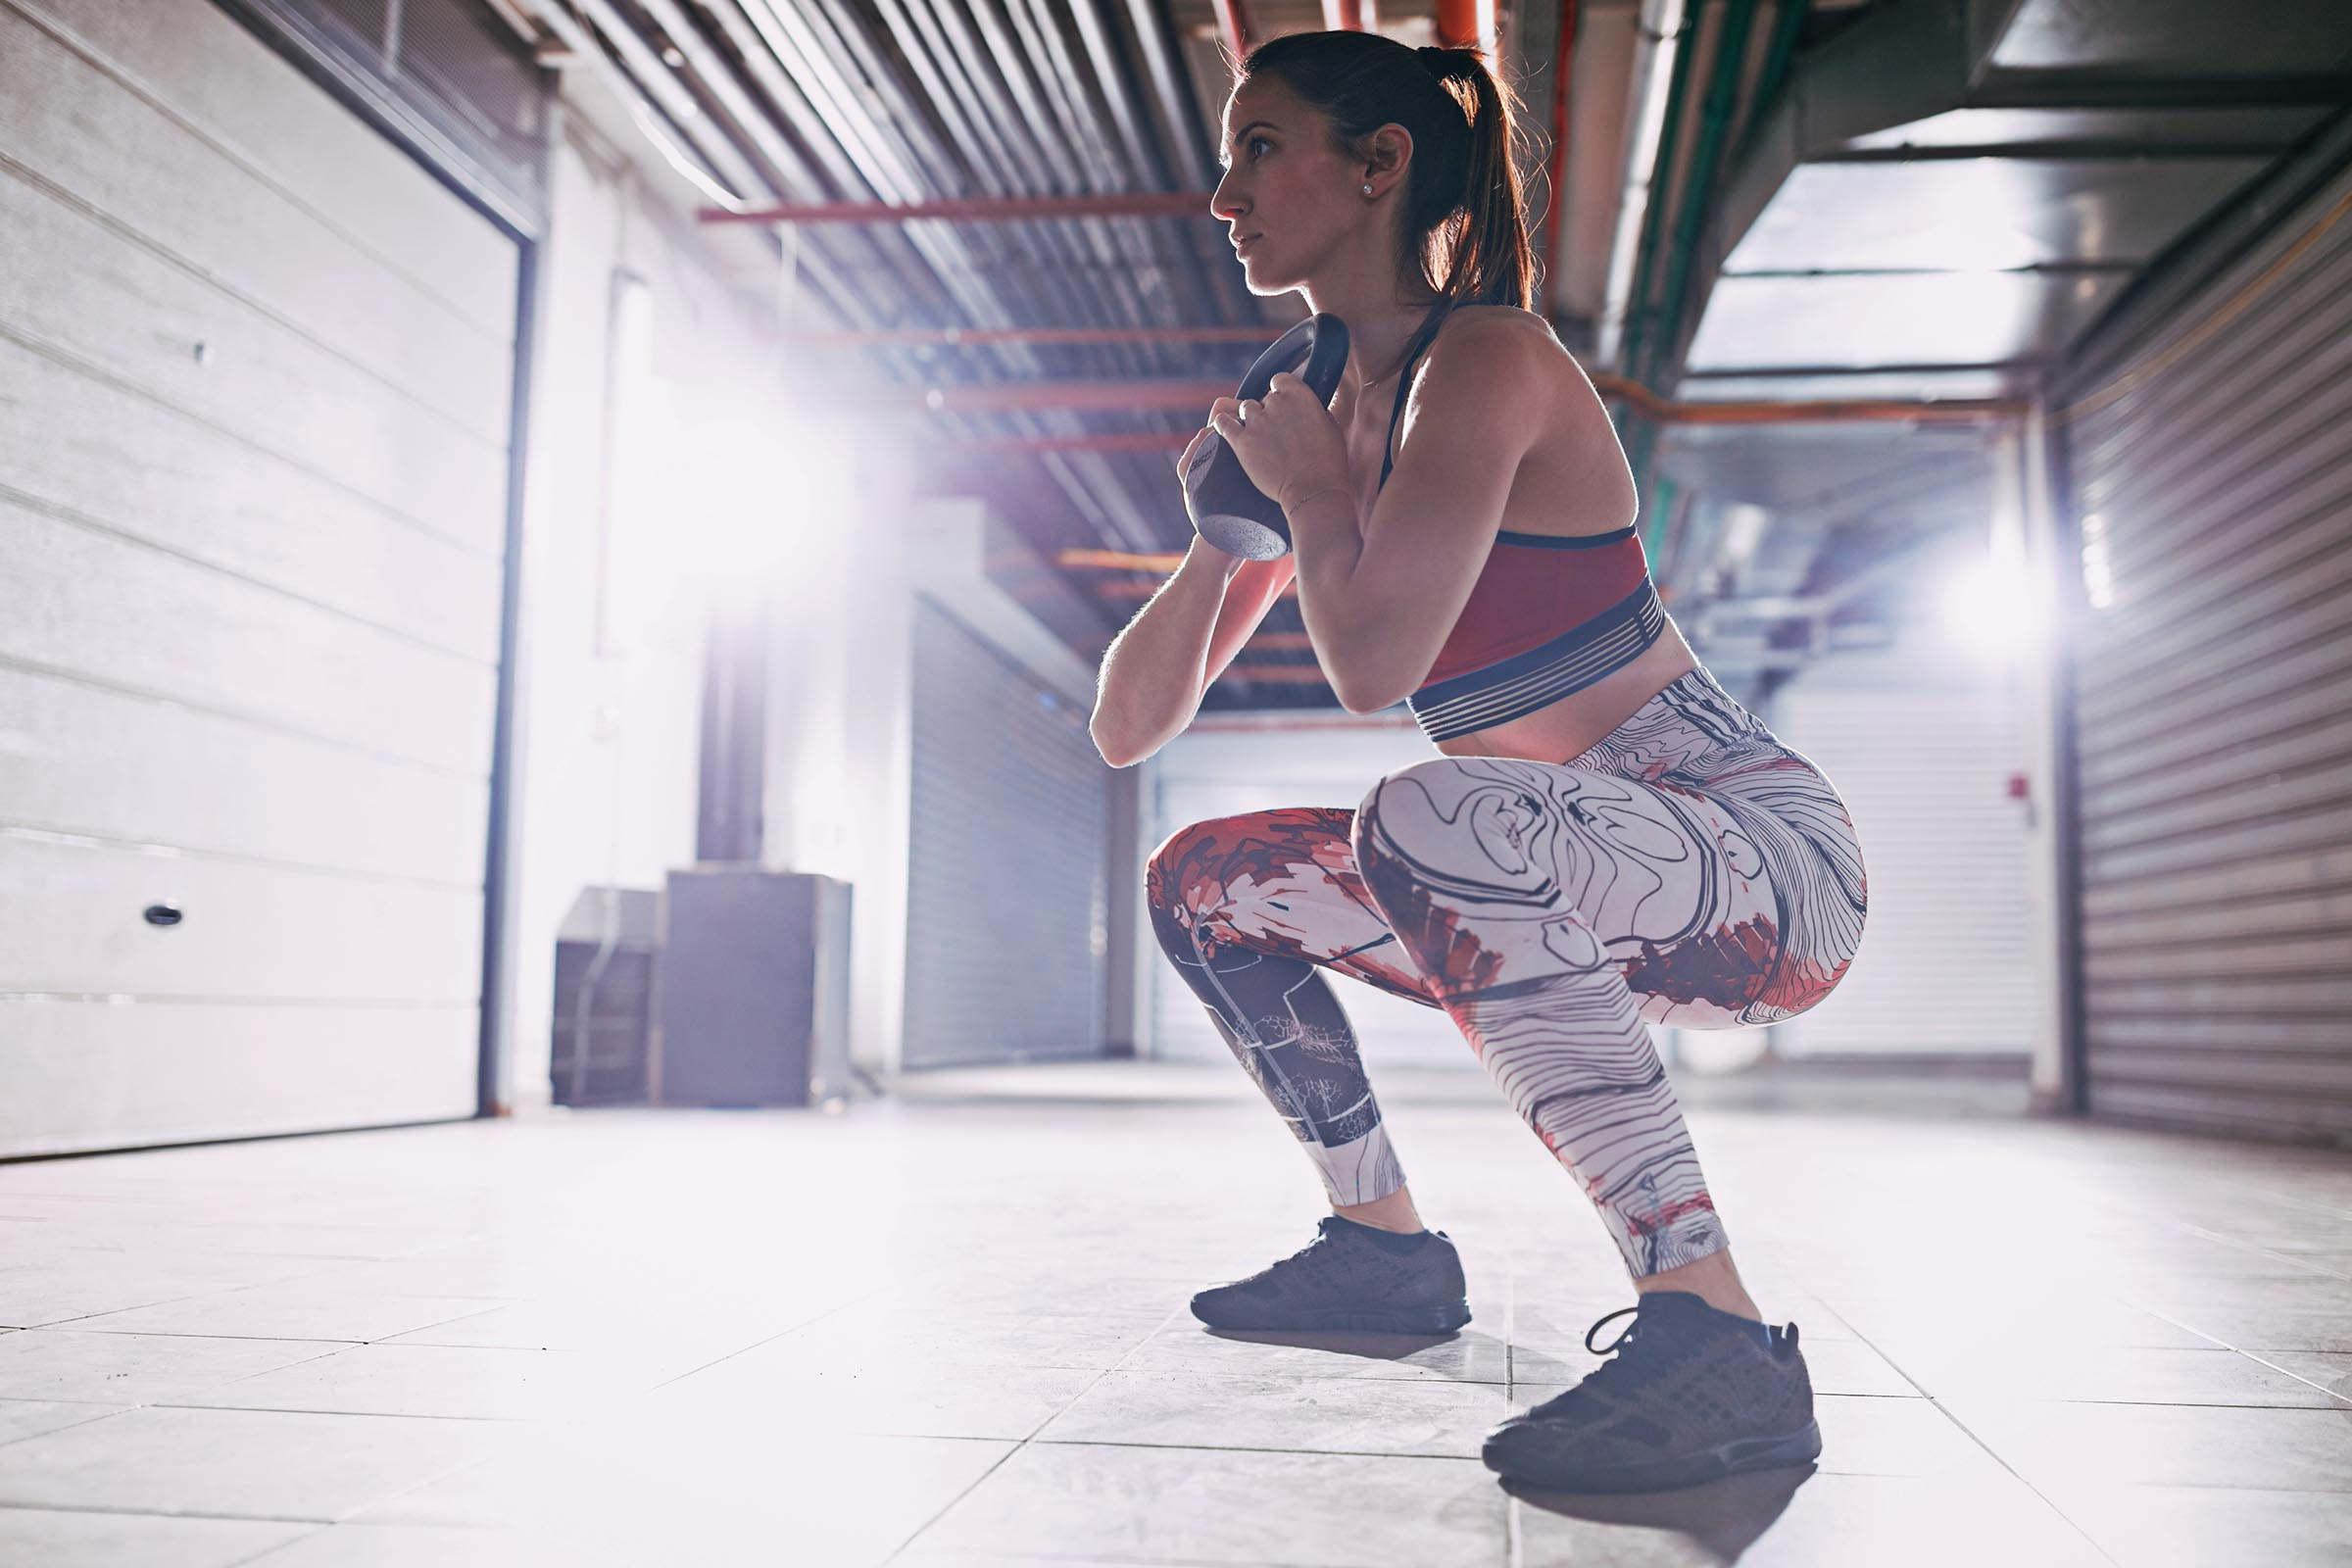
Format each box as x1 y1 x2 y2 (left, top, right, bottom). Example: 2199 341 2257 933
2061 163 2352 1145
1768 653 2035 1057
902 598 1109 1067
0 0 514 1154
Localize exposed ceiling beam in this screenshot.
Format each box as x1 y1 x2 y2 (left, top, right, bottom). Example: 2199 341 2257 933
702 192 1220 223
881 376 2025 420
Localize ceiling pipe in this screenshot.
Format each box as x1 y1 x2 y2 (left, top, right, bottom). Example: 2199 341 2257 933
1616 1 1705 382
945 0 1200 539
859 0 1109 350
876 373 2024 417
529 0 888 332
1434 0 1496 56
1123 0 1221 190
1637 0 1759 390
1063 0 1224 328
1118 0 1259 323
1538 0 1579 318
786 325 1284 347
1212 0 1254 64
949 433 1189 456
883 0 1153 364
1595 0 1690 370
771 0 1169 553
933 0 1169 388
729 0 1139 563
995 0 1211 369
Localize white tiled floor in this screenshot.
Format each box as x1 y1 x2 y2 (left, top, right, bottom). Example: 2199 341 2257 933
1 1060 2348 1566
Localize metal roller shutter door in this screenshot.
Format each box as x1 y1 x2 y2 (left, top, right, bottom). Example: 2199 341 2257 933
0 0 515 1155
902 598 1110 1068
2062 162 2352 1146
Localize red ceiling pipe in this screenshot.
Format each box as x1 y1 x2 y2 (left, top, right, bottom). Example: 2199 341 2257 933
953 433 1193 457
876 374 2025 420
782 325 1284 348
1541 0 1579 318
882 379 1236 413
1213 0 1253 61
1435 0 1493 53
701 192 1216 224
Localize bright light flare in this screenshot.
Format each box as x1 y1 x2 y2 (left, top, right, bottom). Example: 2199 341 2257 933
1940 539 2047 664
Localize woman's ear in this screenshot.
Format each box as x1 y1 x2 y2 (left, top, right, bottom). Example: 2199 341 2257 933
1364 123 1413 186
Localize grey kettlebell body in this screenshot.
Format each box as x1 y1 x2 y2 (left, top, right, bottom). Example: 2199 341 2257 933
1184 314 1352 561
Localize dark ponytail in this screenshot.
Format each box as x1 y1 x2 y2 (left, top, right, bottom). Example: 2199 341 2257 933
1239 30 1538 351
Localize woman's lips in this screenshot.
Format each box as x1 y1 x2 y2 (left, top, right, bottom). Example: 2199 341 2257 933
1234 233 1260 256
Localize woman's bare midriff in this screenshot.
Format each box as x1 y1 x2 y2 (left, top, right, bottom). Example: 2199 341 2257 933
1329 305 1699 767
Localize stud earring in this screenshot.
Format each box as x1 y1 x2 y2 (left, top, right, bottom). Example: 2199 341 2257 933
1361 182 1373 196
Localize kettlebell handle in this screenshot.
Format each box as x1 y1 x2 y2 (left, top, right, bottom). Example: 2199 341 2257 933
1184 314 1353 562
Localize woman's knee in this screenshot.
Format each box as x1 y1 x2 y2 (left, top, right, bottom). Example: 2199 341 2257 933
1351 758 1466 849
1350 758 1503 895
1145 811 1284 936
1143 816 1225 928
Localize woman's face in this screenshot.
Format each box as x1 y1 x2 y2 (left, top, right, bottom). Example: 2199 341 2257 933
1212 75 1364 296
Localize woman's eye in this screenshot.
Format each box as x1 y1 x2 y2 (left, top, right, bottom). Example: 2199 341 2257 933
1249 136 1271 160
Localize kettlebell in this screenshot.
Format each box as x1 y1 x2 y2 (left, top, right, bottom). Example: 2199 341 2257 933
1184 313 1352 561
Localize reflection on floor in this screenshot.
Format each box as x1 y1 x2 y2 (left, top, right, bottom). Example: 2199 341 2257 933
0 1060 2346 1566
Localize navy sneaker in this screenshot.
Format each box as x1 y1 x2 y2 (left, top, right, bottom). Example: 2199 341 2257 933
1483 1290 1821 1492
1191 1214 1472 1334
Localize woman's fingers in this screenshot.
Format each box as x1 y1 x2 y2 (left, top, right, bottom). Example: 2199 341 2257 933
1176 425 1206 474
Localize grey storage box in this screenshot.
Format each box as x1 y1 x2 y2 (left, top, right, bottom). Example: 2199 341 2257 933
550 887 660 1107
654 867 852 1107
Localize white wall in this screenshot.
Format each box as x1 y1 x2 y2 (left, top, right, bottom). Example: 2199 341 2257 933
504 129 793 1110
760 495 1106 1077
758 445 920 1077
503 115 1074 1096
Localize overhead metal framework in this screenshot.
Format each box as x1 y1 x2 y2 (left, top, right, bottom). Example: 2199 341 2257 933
512 0 2352 710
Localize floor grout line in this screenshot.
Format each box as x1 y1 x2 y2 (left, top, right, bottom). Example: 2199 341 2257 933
879 1300 1188 1565
1802 1295 2131 1567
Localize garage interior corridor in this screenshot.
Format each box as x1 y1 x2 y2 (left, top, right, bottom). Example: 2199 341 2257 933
0 1067 2347 1565
8 0 2352 1560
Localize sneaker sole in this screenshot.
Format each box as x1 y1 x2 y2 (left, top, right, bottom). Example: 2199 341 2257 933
1481 1418 1821 1493
1191 1299 1473 1335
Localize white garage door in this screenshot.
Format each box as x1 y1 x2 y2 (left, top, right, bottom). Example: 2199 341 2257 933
1768 646 2036 1058
0 0 516 1155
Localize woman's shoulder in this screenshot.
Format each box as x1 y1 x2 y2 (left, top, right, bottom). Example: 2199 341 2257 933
1442 303 1560 338
1423 305 1574 388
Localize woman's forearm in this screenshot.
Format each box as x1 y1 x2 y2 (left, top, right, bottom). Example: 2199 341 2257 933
1090 541 1245 765
1283 486 1376 708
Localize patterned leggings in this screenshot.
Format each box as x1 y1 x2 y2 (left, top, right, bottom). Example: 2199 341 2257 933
1145 669 1868 1278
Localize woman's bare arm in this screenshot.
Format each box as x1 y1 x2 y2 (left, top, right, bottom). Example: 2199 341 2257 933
1089 541 1296 767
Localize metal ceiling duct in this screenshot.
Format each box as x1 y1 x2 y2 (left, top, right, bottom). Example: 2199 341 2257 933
1669 0 2350 398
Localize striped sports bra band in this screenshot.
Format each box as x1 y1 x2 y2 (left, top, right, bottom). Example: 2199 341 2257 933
1407 580 1668 742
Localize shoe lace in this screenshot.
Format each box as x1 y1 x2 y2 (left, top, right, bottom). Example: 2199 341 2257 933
1246 1219 1342 1286
1576 1302 1697 1397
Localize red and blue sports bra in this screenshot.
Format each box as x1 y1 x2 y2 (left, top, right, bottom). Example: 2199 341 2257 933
1376 312 1666 743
